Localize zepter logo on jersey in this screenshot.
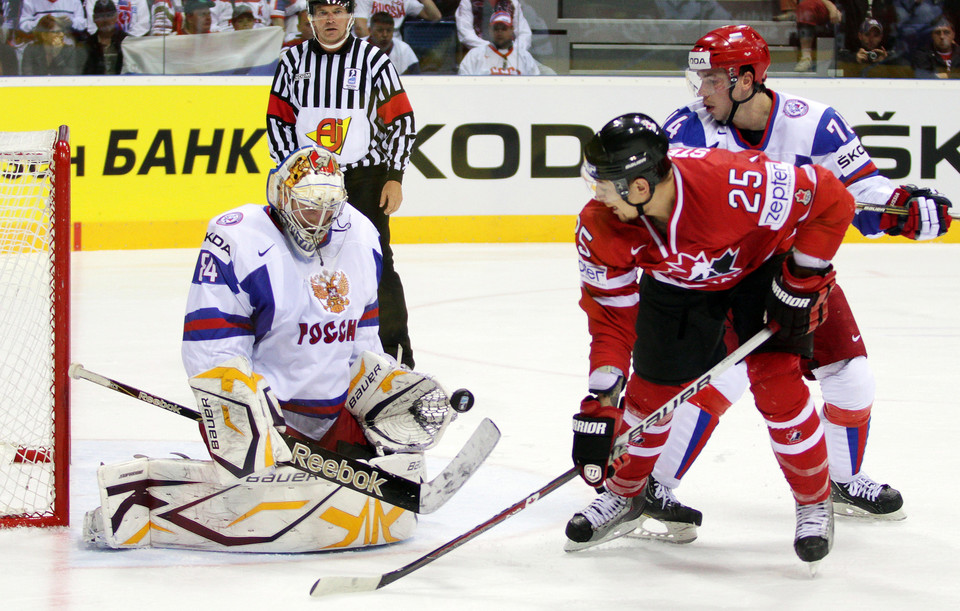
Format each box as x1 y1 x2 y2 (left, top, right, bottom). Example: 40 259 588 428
310 270 351 313
759 161 796 230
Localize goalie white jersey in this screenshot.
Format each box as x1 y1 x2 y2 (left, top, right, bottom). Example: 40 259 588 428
663 90 895 237
182 203 384 442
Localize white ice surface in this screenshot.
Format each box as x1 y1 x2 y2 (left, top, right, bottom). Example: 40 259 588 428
2 243 959 610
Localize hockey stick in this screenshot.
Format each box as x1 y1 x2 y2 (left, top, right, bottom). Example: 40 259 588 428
308 325 777 597
856 201 960 220
68 363 500 515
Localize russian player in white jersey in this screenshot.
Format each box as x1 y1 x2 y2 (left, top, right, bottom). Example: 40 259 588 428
633 25 953 541
82 147 459 553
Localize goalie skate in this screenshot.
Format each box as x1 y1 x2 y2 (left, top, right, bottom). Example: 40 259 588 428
831 474 905 521
564 489 646 552
627 476 702 544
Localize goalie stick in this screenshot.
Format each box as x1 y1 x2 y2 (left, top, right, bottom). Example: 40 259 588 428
856 201 960 220
68 363 500 515
308 325 777 597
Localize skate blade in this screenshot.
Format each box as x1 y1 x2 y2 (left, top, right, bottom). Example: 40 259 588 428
833 502 906 521
563 516 643 552
626 516 698 545
807 560 822 577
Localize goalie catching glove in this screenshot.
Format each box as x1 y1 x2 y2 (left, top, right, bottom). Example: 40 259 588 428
572 396 622 487
189 356 292 484
766 255 836 340
346 351 454 453
880 185 953 241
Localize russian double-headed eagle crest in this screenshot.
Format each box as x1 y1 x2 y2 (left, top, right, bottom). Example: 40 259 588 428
310 270 350 313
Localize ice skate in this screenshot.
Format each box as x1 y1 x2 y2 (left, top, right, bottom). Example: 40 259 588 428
831 474 905 520
794 499 834 569
629 476 702 544
564 488 646 552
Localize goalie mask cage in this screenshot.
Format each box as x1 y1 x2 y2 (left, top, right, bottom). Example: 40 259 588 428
0 126 71 528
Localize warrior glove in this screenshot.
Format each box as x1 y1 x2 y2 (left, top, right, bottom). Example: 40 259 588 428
572 396 622 487
766 255 836 340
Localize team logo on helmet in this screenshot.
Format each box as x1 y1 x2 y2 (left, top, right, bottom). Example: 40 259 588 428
310 270 351 313
688 50 711 69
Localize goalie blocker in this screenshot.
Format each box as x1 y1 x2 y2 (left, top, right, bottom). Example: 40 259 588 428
82 352 493 552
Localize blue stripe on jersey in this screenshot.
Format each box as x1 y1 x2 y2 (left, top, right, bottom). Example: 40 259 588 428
664 107 707 148
239 265 276 343
281 390 349 418
183 307 255 341
358 302 379 328
192 250 241 293
373 247 383 284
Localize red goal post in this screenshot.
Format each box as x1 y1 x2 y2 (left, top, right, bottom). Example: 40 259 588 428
0 126 71 527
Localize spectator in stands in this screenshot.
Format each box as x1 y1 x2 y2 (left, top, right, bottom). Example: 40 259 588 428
911 15 960 77
895 0 945 56
776 0 799 21
21 15 81 74
366 9 420 73
456 0 530 52
458 9 537 75
85 0 150 37
180 0 213 34
281 1 311 45
837 15 911 76
18 0 86 41
81 0 126 73
231 4 258 29
0 3 17 75
150 0 182 35
354 0 441 39
793 0 842 71
211 0 270 32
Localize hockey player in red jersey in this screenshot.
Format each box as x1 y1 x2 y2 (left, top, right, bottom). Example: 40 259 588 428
640 25 954 538
566 113 855 564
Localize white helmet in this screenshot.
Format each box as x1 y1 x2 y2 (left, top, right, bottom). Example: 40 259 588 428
267 146 347 259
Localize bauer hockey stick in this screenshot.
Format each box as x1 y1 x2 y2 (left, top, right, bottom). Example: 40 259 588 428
856 201 960 220
69 363 500 515
308 324 777 597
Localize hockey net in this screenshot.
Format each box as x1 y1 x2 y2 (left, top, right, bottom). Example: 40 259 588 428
0 126 71 528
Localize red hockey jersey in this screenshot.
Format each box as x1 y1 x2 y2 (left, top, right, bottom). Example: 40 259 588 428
576 147 854 377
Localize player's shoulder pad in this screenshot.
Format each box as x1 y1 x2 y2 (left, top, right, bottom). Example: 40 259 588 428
663 104 707 147
202 204 275 262
329 203 383 256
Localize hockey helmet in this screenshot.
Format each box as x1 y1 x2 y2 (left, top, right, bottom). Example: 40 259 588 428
687 25 770 88
266 146 347 259
581 113 672 204
307 0 354 12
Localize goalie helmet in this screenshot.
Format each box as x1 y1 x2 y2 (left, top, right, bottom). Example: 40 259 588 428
266 146 347 259
687 25 770 88
581 113 671 204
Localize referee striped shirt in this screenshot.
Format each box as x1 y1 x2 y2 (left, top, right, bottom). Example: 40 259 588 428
267 36 416 182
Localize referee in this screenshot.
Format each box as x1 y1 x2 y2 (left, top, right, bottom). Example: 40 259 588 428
267 0 417 368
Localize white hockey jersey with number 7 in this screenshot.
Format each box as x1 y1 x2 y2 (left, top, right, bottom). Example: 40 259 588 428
182 203 384 442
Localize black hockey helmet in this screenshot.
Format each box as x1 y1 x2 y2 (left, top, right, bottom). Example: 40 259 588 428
581 113 672 203
307 0 355 13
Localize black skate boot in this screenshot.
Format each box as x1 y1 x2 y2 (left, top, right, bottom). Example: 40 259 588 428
794 499 834 569
564 488 646 552
831 474 905 520
629 476 703 544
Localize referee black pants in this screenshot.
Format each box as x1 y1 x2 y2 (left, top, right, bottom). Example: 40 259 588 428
343 164 414 368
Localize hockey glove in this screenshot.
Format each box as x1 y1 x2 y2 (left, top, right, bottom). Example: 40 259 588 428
879 185 953 241
572 396 622 487
766 256 836 340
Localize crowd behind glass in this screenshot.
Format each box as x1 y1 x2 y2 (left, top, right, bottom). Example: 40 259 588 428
1 0 957 78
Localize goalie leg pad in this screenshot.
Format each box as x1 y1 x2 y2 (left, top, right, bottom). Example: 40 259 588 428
84 453 420 553
190 356 292 484
347 351 453 452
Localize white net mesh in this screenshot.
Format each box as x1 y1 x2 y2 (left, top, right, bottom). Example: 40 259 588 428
0 130 61 524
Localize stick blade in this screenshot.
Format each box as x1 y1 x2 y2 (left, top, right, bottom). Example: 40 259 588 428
418 417 501 514
309 575 383 597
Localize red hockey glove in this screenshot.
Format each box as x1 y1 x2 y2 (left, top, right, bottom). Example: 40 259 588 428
766 256 836 340
572 396 622 487
879 185 953 241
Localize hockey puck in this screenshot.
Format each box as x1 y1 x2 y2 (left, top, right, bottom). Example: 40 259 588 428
450 388 475 413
